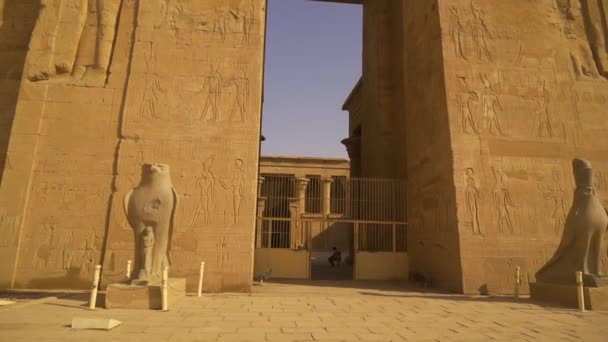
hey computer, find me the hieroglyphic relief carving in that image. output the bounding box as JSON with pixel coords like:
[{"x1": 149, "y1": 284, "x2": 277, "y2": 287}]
[
  {"x1": 0, "y1": 212, "x2": 21, "y2": 247},
  {"x1": 241, "y1": 0, "x2": 256, "y2": 44},
  {"x1": 457, "y1": 76, "x2": 480, "y2": 135},
  {"x1": 200, "y1": 65, "x2": 223, "y2": 122},
  {"x1": 448, "y1": 1, "x2": 494, "y2": 62},
  {"x1": 28, "y1": 0, "x2": 121, "y2": 86},
  {"x1": 34, "y1": 219, "x2": 56, "y2": 270},
  {"x1": 156, "y1": 0, "x2": 256, "y2": 45},
  {"x1": 449, "y1": 7, "x2": 468, "y2": 60},
  {"x1": 198, "y1": 62, "x2": 250, "y2": 123},
  {"x1": 191, "y1": 155, "x2": 217, "y2": 227},
  {"x1": 556, "y1": 0, "x2": 608, "y2": 79},
  {"x1": 220, "y1": 158, "x2": 245, "y2": 227},
  {"x1": 212, "y1": 0, "x2": 256, "y2": 43},
  {"x1": 470, "y1": 1, "x2": 493, "y2": 62},
  {"x1": 34, "y1": 181, "x2": 105, "y2": 213},
  {"x1": 33, "y1": 223, "x2": 97, "y2": 275},
  {"x1": 492, "y1": 168, "x2": 517, "y2": 235},
  {"x1": 160, "y1": 0, "x2": 184, "y2": 30},
  {"x1": 536, "y1": 82, "x2": 555, "y2": 138},
  {"x1": 480, "y1": 75, "x2": 506, "y2": 136},
  {"x1": 140, "y1": 48, "x2": 167, "y2": 120},
  {"x1": 540, "y1": 170, "x2": 568, "y2": 236},
  {"x1": 80, "y1": 229, "x2": 97, "y2": 274},
  {"x1": 596, "y1": 170, "x2": 608, "y2": 191},
  {"x1": 227, "y1": 62, "x2": 250, "y2": 122},
  {"x1": 465, "y1": 168, "x2": 485, "y2": 237}
]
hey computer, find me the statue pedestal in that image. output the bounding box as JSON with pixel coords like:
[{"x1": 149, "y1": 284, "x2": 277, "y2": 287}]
[
  {"x1": 105, "y1": 278, "x2": 186, "y2": 310},
  {"x1": 530, "y1": 282, "x2": 608, "y2": 310}
]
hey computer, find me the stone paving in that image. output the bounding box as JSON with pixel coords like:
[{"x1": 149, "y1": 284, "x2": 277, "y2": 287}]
[{"x1": 1, "y1": 281, "x2": 607, "y2": 342}]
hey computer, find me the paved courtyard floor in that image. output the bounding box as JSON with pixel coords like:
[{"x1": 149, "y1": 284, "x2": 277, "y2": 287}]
[{"x1": 1, "y1": 281, "x2": 607, "y2": 341}]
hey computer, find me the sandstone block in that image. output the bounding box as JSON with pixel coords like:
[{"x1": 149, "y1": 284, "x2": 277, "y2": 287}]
[{"x1": 105, "y1": 278, "x2": 186, "y2": 310}]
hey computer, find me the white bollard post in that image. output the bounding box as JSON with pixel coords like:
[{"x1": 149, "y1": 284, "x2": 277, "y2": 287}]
[
  {"x1": 197, "y1": 262, "x2": 205, "y2": 297},
  {"x1": 126, "y1": 260, "x2": 132, "y2": 279},
  {"x1": 514, "y1": 266, "x2": 521, "y2": 299},
  {"x1": 88, "y1": 265, "x2": 102, "y2": 310},
  {"x1": 161, "y1": 266, "x2": 169, "y2": 311},
  {"x1": 576, "y1": 271, "x2": 585, "y2": 312}
]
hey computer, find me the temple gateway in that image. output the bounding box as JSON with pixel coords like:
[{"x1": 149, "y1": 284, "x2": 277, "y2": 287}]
[{"x1": 0, "y1": 0, "x2": 607, "y2": 295}]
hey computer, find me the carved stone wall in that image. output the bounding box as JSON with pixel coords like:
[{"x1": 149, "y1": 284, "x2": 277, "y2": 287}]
[
  {"x1": 441, "y1": 0, "x2": 608, "y2": 294},
  {"x1": 0, "y1": 0, "x2": 41, "y2": 184},
  {"x1": 101, "y1": 0, "x2": 265, "y2": 292},
  {"x1": 0, "y1": 0, "x2": 265, "y2": 292},
  {"x1": 402, "y1": 0, "x2": 464, "y2": 293}
]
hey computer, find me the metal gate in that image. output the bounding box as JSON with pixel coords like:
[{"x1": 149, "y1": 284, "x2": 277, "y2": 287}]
[{"x1": 254, "y1": 176, "x2": 408, "y2": 281}]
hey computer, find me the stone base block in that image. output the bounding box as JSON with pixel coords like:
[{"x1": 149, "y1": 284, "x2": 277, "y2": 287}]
[
  {"x1": 530, "y1": 282, "x2": 608, "y2": 310},
  {"x1": 72, "y1": 318, "x2": 123, "y2": 330},
  {"x1": 105, "y1": 278, "x2": 186, "y2": 310}
]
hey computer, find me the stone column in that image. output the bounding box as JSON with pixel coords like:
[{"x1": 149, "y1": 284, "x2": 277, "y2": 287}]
[
  {"x1": 295, "y1": 178, "x2": 309, "y2": 214},
  {"x1": 288, "y1": 199, "x2": 300, "y2": 249},
  {"x1": 322, "y1": 178, "x2": 333, "y2": 218},
  {"x1": 257, "y1": 176, "x2": 264, "y2": 196},
  {"x1": 294, "y1": 178, "x2": 309, "y2": 248}
]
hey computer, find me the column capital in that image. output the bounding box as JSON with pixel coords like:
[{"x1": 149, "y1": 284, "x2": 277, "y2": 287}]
[{"x1": 322, "y1": 177, "x2": 334, "y2": 184}]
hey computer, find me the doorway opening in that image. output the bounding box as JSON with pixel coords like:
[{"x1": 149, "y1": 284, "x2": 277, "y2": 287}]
[{"x1": 254, "y1": 0, "x2": 407, "y2": 283}]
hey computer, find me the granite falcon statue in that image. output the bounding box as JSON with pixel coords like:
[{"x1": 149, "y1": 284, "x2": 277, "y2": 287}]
[
  {"x1": 536, "y1": 158, "x2": 608, "y2": 286},
  {"x1": 124, "y1": 163, "x2": 179, "y2": 285}
]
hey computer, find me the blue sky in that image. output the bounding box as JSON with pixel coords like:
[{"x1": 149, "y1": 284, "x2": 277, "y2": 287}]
[{"x1": 261, "y1": 0, "x2": 362, "y2": 159}]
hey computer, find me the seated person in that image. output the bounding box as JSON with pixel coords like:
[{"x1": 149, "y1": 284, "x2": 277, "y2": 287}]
[{"x1": 328, "y1": 247, "x2": 342, "y2": 267}]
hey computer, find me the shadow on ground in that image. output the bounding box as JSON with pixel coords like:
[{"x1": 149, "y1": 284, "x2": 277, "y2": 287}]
[{"x1": 264, "y1": 279, "x2": 425, "y2": 292}]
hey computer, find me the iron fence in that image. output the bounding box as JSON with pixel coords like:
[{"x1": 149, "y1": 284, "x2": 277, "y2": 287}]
[{"x1": 256, "y1": 175, "x2": 408, "y2": 251}]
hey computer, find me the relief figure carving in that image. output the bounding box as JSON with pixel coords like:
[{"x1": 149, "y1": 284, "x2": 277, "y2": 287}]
[
  {"x1": 227, "y1": 66, "x2": 250, "y2": 122},
  {"x1": 80, "y1": 230, "x2": 96, "y2": 274},
  {"x1": 242, "y1": 0, "x2": 256, "y2": 44},
  {"x1": 536, "y1": 82, "x2": 554, "y2": 138},
  {"x1": 140, "y1": 51, "x2": 167, "y2": 119},
  {"x1": 480, "y1": 75, "x2": 506, "y2": 136},
  {"x1": 449, "y1": 7, "x2": 468, "y2": 60},
  {"x1": 457, "y1": 76, "x2": 480, "y2": 135},
  {"x1": 212, "y1": 2, "x2": 255, "y2": 43},
  {"x1": 200, "y1": 67, "x2": 224, "y2": 122},
  {"x1": 470, "y1": 2, "x2": 493, "y2": 62},
  {"x1": 29, "y1": 0, "x2": 121, "y2": 86},
  {"x1": 465, "y1": 168, "x2": 485, "y2": 237},
  {"x1": 492, "y1": 168, "x2": 517, "y2": 235},
  {"x1": 160, "y1": 0, "x2": 183, "y2": 29},
  {"x1": 191, "y1": 155, "x2": 216, "y2": 227},
  {"x1": 220, "y1": 159, "x2": 245, "y2": 227},
  {"x1": 540, "y1": 170, "x2": 568, "y2": 236}
]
